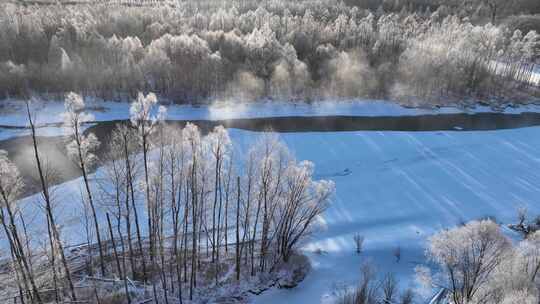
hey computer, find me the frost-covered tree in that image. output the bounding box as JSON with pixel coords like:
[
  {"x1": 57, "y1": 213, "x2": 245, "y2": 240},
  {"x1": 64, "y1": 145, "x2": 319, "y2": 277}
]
[
  {"x1": 276, "y1": 160, "x2": 335, "y2": 262},
  {"x1": 250, "y1": 133, "x2": 288, "y2": 272},
  {"x1": 62, "y1": 92, "x2": 105, "y2": 276},
  {"x1": 129, "y1": 92, "x2": 166, "y2": 300},
  {"x1": 0, "y1": 150, "x2": 42, "y2": 304},
  {"x1": 424, "y1": 220, "x2": 511, "y2": 304},
  {"x1": 416, "y1": 220, "x2": 540, "y2": 304},
  {"x1": 206, "y1": 125, "x2": 232, "y2": 276},
  {"x1": 130, "y1": 91, "x2": 166, "y2": 258},
  {"x1": 181, "y1": 122, "x2": 203, "y2": 300},
  {"x1": 0, "y1": 150, "x2": 23, "y2": 209},
  {"x1": 5, "y1": 99, "x2": 340, "y2": 302},
  {"x1": 159, "y1": 123, "x2": 187, "y2": 300},
  {"x1": 109, "y1": 124, "x2": 147, "y2": 281}
]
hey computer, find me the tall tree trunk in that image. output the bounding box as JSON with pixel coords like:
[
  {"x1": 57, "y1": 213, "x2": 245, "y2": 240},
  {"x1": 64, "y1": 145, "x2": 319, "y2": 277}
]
[
  {"x1": 250, "y1": 198, "x2": 262, "y2": 276},
  {"x1": 141, "y1": 129, "x2": 159, "y2": 304},
  {"x1": 235, "y1": 177, "x2": 241, "y2": 281},
  {"x1": 123, "y1": 134, "x2": 147, "y2": 281},
  {"x1": 46, "y1": 216, "x2": 60, "y2": 304},
  {"x1": 183, "y1": 179, "x2": 189, "y2": 285},
  {"x1": 212, "y1": 155, "x2": 219, "y2": 263},
  {"x1": 106, "y1": 213, "x2": 123, "y2": 278},
  {"x1": 75, "y1": 122, "x2": 105, "y2": 276},
  {"x1": 26, "y1": 102, "x2": 77, "y2": 302},
  {"x1": 223, "y1": 160, "x2": 232, "y2": 254},
  {"x1": 190, "y1": 161, "x2": 197, "y2": 300},
  {"x1": 115, "y1": 210, "x2": 132, "y2": 304},
  {"x1": 124, "y1": 176, "x2": 135, "y2": 278}
]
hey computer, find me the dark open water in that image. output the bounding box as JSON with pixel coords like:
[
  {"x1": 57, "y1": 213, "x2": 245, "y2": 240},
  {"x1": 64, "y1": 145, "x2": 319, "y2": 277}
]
[{"x1": 3, "y1": 111, "x2": 540, "y2": 197}]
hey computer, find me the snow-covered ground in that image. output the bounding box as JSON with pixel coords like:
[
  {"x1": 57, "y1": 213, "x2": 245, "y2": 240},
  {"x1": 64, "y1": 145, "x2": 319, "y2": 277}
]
[
  {"x1": 7, "y1": 124, "x2": 540, "y2": 303},
  {"x1": 251, "y1": 128, "x2": 540, "y2": 303},
  {"x1": 2, "y1": 98, "x2": 540, "y2": 140}
]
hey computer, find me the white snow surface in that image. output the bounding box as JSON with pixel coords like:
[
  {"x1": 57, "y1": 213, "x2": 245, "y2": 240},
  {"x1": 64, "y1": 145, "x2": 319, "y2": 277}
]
[
  {"x1": 251, "y1": 128, "x2": 540, "y2": 303},
  {"x1": 5, "y1": 125, "x2": 540, "y2": 303},
  {"x1": 2, "y1": 98, "x2": 540, "y2": 139}
]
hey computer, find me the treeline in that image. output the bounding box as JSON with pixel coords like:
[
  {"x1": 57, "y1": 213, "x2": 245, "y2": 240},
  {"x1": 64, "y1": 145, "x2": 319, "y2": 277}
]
[
  {"x1": 0, "y1": 0, "x2": 539, "y2": 105},
  {"x1": 0, "y1": 92, "x2": 334, "y2": 303},
  {"x1": 346, "y1": 0, "x2": 540, "y2": 24}
]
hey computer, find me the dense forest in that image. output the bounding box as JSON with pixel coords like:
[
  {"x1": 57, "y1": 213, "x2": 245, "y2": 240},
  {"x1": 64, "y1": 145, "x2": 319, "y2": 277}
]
[{"x1": 0, "y1": 0, "x2": 539, "y2": 105}]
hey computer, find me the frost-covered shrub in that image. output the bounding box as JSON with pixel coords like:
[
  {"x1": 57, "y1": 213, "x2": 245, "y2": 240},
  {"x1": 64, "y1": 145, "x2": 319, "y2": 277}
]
[
  {"x1": 335, "y1": 262, "x2": 414, "y2": 304},
  {"x1": 418, "y1": 220, "x2": 540, "y2": 304}
]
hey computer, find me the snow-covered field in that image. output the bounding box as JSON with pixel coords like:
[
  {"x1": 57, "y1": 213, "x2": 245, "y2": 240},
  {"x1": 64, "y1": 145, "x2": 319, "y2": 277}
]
[
  {"x1": 251, "y1": 128, "x2": 540, "y2": 303},
  {"x1": 3, "y1": 100, "x2": 540, "y2": 302},
  {"x1": 8, "y1": 125, "x2": 540, "y2": 303}
]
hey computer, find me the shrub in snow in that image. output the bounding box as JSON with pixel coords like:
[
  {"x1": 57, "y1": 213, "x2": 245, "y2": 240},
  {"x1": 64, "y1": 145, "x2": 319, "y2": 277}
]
[
  {"x1": 335, "y1": 264, "x2": 415, "y2": 304},
  {"x1": 393, "y1": 245, "x2": 401, "y2": 263},
  {"x1": 353, "y1": 234, "x2": 365, "y2": 255}
]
